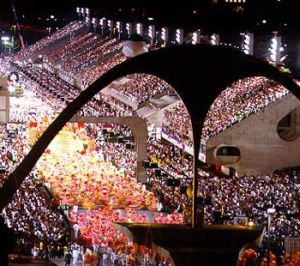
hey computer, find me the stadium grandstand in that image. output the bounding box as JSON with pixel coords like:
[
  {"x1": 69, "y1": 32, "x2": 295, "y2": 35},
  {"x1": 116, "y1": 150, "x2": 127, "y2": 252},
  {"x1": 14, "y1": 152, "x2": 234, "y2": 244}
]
[{"x1": 0, "y1": 9, "x2": 299, "y2": 266}]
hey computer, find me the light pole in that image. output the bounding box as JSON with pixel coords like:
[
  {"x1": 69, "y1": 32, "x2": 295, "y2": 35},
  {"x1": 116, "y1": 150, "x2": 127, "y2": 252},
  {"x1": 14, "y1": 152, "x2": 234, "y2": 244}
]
[
  {"x1": 267, "y1": 207, "x2": 276, "y2": 266},
  {"x1": 76, "y1": 7, "x2": 80, "y2": 20}
]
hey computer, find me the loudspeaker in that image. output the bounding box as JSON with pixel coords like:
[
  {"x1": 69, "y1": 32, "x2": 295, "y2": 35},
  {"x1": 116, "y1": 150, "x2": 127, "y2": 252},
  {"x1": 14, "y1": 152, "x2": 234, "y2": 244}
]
[
  {"x1": 204, "y1": 197, "x2": 212, "y2": 205},
  {"x1": 213, "y1": 210, "x2": 222, "y2": 224},
  {"x1": 0, "y1": 168, "x2": 6, "y2": 174},
  {"x1": 117, "y1": 137, "x2": 124, "y2": 143},
  {"x1": 127, "y1": 143, "x2": 135, "y2": 149},
  {"x1": 155, "y1": 169, "x2": 161, "y2": 176},
  {"x1": 167, "y1": 179, "x2": 173, "y2": 186},
  {"x1": 143, "y1": 161, "x2": 150, "y2": 168},
  {"x1": 174, "y1": 179, "x2": 181, "y2": 186},
  {"x1": 125, "y1": 143, "x2": 131, "y2": 149},
  {"x1": 107, "y1": 136, "x2": 116, "y2": 143},
  {"x1": 167, "y1": 179, "x2": 180, "y2": 187},
  {"x1": 162, "y1": 172, "x2": 168, "y2": 178},
  {"x1": 180, "y1": 186, "x2": 187, "y2": 194},
  {"x1": 150, "y1": 162, "x2": 158, "y2": 168}
]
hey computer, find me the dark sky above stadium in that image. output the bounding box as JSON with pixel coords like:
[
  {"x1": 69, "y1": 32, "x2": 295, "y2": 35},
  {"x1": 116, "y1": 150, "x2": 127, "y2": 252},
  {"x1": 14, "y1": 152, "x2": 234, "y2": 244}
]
[{"x1": 0, "y1": 0, "x2": 298, "y2": 33}]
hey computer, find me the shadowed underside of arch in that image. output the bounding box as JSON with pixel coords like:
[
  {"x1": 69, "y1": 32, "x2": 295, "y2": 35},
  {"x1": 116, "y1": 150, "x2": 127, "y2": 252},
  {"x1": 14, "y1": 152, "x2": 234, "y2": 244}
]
[{"x1": 0, "y1": 44, "x2": 300, "y2": 221}]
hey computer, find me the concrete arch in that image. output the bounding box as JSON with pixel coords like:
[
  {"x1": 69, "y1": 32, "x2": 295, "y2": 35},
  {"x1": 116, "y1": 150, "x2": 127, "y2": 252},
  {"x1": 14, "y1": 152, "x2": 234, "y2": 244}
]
[{"x1": 1, "y1": 44, "x2": 300, "y2": 218}]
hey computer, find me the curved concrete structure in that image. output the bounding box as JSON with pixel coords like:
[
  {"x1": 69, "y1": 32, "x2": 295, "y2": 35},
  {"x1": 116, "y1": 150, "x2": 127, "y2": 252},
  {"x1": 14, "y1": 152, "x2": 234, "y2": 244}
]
[
  {"x1": 1, "y1": 44, "x2": 299, "y2": 217},
  {"x1": 1, "y1": 44, "x2": 300, "y2": 266},
  {"x1": 114, "y1": 223, "x2": 264, "y2": 266}
]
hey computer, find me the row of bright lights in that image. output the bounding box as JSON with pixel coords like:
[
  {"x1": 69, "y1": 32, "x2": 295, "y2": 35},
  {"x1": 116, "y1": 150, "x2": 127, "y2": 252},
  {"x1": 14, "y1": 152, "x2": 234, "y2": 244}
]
[
  {"x1": 136, "y1": 23, "x2": 143, "y2": 35},
  {"x1": 78, "y1": 14, "x2": 287, "y2": 64},
  {"x1": 85, "y1": 17, "x2": 220, "y2": 47},
  {"x1": 269, "y1": 36, "x2": 284, "y2": 63},
  {"x1": 192, "y1": 30, "x2": 201, "y2": 45},
  {"x1": 242, "y1": 33, "x2": 254, "y2": 55},
  {"x1": 161, "y1": 27, "x2": 168, "y2": 41},
  {"x1": 76, "y1": 7, "x2": 90, "y2": 15}
]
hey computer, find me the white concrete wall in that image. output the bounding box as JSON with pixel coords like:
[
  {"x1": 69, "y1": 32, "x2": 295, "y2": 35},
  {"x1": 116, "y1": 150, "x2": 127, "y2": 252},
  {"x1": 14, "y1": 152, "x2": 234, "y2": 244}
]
[{"x1": 206, "y1": 93, "x2": 300, "y2": 175}]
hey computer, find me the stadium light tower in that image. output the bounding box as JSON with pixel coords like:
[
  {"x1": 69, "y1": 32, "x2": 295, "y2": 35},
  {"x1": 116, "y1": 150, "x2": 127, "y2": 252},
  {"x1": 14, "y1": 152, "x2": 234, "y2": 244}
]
[
  {"x1": 136, "y1": 23, "x2": 143, "y2": 36},
  {"x1": 210, "y1": 33, "x2": 220, "y2": 46},
  {"x1": 242, "y1": 32, "x2": 254, "y2": 55},
  {"x1": 148, "y1": 25, "x2": 155, "y2": 45},
  {"x1": 85, "y1": 8, "x2": 91, "y2": 19},
  {"x1": 81, "y1": 8, "x2": 85, "y2": 19},
  {"x1": 107, "y1": 20, "x2": 113, "y2": 37},
  {"x1": 91, "y1": 18, "x2": 98, "y2": 32},
  {"x1": 85, "y1": 16, "x2": 90, "y2": 25},
  {"x1": 175, "y1": 28, "x2": 184, "y2": 44},
  {"x1": 126, "y1": 23, "x2": 132, "y2": 38},
  {"x1": 269, "y1": 35, "x2": 282, "y2": 65},
  {"x1": 161, "y1": 27, "x2": 169, "y2": 46},
  {"x1": 116, "y1": 21, "x2": 122, "y2": 39},
  {"x1": 76, "y1": 7, "x2": 81, "y2": 20},
  {"x1": 99, "y1": 18, "x2": 106, "y2": 35},
  {"x1": 192, "y1": 30, "x2": 201, "y2": 45}
]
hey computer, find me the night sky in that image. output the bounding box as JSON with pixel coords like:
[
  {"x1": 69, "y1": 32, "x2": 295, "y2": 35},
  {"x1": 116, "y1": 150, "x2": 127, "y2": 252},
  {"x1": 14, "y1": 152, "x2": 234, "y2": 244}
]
[
  {"x1": 0, "y1": 0, "x2": 298, "y2": 32},
  {"x1": 1, "y1": 0, "x2": 299, "y2": 77}
]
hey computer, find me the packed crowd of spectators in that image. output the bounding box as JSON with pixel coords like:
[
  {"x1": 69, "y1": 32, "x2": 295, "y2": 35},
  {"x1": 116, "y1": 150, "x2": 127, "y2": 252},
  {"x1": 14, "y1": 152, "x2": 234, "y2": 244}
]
[
  {"x1": 162, "y1": 77, "x2": 289, "y2": 148},
  {"x1": 41, "y1": 32, "x2": 125, "y2": 90},
  {"x1": 0, "y1": 122, "x2": 70, "y2": 244},
  {"x1": 9, "y1": 62, "x2": 126, "y2": 118},
  {"x1": 162, "y1": 102, "x2": 193, "y2": 148},
  {"x1": 44, "y1": 32, "x2": 99, "y2": 65},
  {"x1": 59, "y1": 38, "x2": 124, "y2": 75},
  {"x1": 110, "y1": 74, "x2": 171, "y2": 105},
  {"x1": 147, "y1": 139, "x2": 194, "y2": 179},
  {"x1": 202, "y1": 77, "x2": 288, "y2": 140},
  {"x1": 0, "y1": 22, "x2": 299, "y2": 265},
  {"x1": 199, "y1": 171, "x2": 299, "y2": 227},
  {"x1": 78, "y1": 53, "x2": 126, "y2": 89},
  {"x1": 20, "y1": 65, "x2": 77, "y2": 104},
  {"x1": 3, "y1": 175, "x2": 69, "y2": 242},
  {"x1": 12, "y1": 21, "x2": 86, "y2": 62},
  {"x1": 147, "y1": 137, "x2": 299, "y2": 231}
]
